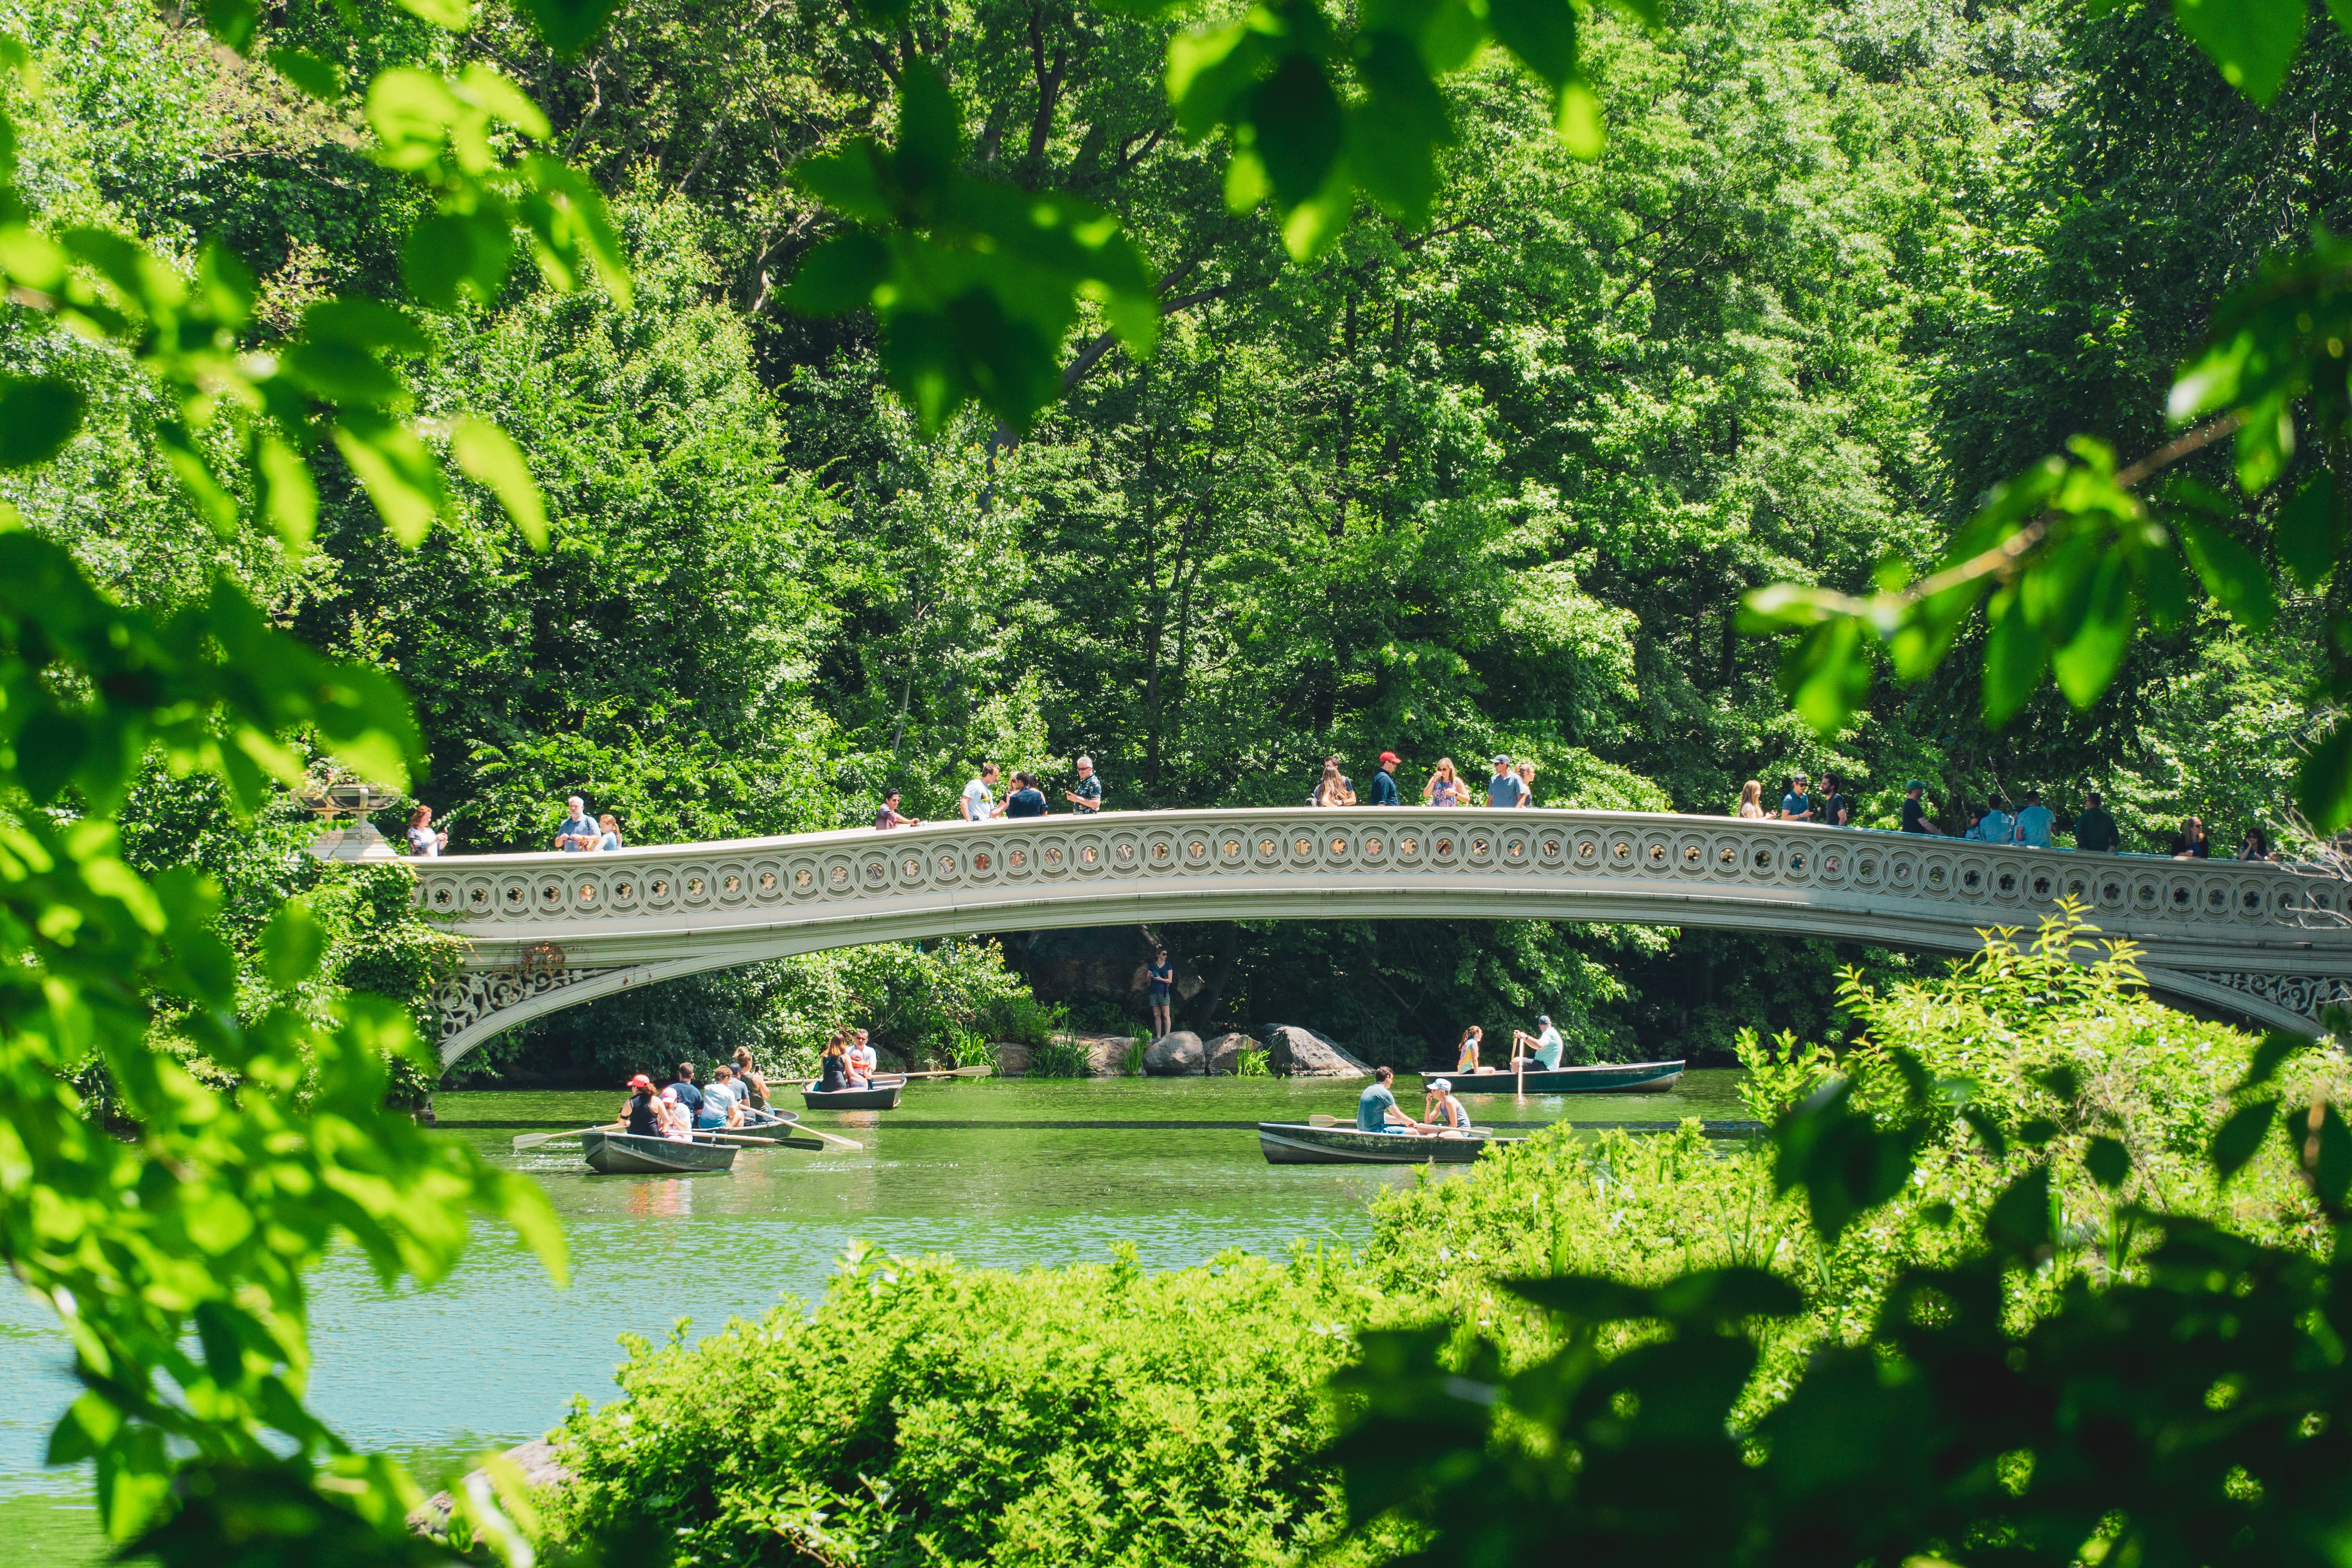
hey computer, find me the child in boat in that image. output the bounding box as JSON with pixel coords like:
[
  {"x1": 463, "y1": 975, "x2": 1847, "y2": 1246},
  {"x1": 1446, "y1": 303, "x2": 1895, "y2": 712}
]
[
  {"x1": 848, "y1": 1029, "x2": 878, "y2": 1086},
  {"x1": 1424, "y1": 1078, "x2": 1473, "y2": 1131}
]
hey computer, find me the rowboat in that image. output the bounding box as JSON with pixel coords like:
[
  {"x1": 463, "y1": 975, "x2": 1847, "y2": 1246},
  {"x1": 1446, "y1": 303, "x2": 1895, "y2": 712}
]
[
  {"x1": 800, "y1": 1077, "x2": 905, "y2": 1111},
  {"x1": 1421, "y1": 1060, "x2": 1686, "y2": 1094},
  {"x1": 1258, "y1": 1122, "x2": 1519, "y2": 1165},
  {"x1": 581, "y1": 1130, "x2": 739, "y2": 1174}
]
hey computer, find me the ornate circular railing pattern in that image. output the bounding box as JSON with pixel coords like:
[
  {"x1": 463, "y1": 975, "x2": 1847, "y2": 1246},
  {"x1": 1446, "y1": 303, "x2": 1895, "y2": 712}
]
[{"x1": 408, "y1": 809, "x2": 2352, "y2": 1062}]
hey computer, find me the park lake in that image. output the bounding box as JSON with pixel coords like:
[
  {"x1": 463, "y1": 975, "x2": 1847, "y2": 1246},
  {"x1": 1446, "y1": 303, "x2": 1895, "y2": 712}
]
[{"x1": 0, "y1": 1070, "x2": 1747, "y2": 1563}]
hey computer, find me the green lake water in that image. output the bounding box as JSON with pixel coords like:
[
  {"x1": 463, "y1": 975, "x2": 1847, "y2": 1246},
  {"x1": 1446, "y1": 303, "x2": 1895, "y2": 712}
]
[{"x1": 0, "y1": 1070, "x2": 1749, "y2": 1564}]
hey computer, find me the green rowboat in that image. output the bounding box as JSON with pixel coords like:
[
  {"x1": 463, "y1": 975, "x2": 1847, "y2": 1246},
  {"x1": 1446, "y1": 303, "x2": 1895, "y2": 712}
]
[
  {"x1": 1419, "y1": 1060, "x2": 1685, "y2": 1094},
  {"x1": 1258, "y1": 1122, "x2": 1517, "y2": 1165}
]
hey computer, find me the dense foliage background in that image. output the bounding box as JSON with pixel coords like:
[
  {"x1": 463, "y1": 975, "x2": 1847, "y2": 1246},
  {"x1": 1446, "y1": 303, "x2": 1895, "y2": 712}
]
[{"x1": 4, "y1": 0, "x2": 2334, "y2": 1068}]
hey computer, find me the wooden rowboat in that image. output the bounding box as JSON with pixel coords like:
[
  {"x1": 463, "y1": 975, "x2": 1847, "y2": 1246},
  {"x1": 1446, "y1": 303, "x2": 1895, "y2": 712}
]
[
  {"x1": 581, "y1": 1130, "x2": 738, "y2": 1174},
  {"x1": 800, "y1": 1077, "x2": 905, "y2": 1111},
  {"x1": 1258, "y1": 1122, "x2": 1518, "y2": 1165},
  {"x1": 1420, "y1": 1060, "x2": 1686, "y2": 1094}
]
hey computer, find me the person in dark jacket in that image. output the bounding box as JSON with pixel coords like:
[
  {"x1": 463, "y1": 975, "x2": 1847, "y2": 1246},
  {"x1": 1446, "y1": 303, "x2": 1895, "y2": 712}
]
[
  {"x1": 2169, "y1": 816, "x2": 2211, "y2": 859},
  {"x1": 1367, "y1": 751, "x2": 1402, "y2": 805},
  {"x1": 2073, "y1": 791, "x2": 2120, "y2": 853}
]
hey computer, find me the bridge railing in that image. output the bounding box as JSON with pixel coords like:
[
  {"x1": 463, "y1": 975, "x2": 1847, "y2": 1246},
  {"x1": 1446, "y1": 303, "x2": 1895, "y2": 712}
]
[{"x1": 409, "y1": 807, "x2": 2352, "y2": 938}]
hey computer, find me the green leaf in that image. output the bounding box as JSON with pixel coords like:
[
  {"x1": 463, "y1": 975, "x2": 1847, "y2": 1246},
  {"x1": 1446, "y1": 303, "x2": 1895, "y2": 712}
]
[
  {"x1": 279, "y1": 340, "x2": 405, "y2": 407},
  {"x1": 332, "y1": 412, "x2": 446, "y2": 546},
  {"x1": 203, "y1": 0, "x2": 259, "y2": 52},
  {"x1": 450, "y1": 416, "x2": 548, "y2": 549},
  {"x1": 1251, "y1": 55, "x2": 1345, "y2": 208},
  {"x1": 2174, "y1": 514, "x2": 2278, "y2": 633},
  {"x1": 1488, "y1": 0, "x2": 1579, "y2": 89},
  {"x1": 401, "y1": 209, "x2": 514, "y2": 311},
  {"x1": 2083, "y1": 1135, "x2": 2131, "y2": 1190},
  {"x1": 517, "y1": 157, "x2": 632, "y2": 307},
  {"x1": 1778, "y1": 615, "x2": 1874, "y2": 737},
  {"x1": 0, "y1": 376, "x2": 83, "y2": 466},
  {"x1": 262, "y1": 901, "x2": 327, "y2": 987},
  {"x1": 893, "y1": 60, "x2": 964, "y2": 196},
  {"x1": 2211, "y1": 1098, "x2": 2279, "y2": 1180},
  {"x1": 2174, "y1": 0, "x2": 2306, "y2": 105},
  {"x1": 265, "y1": 48, "x2": 343, "y2": 100},
  {"x1": 394, "y1": 0, "x2": 471, "y2": 26},
  {"x1": 2238, "y1": 1031, "x2": 2308, "y2": 1093},
  {"x1": 254, "y1": 434, "x2": 318, "y2": 548},
  {"x1": 2294, "y1": 715, "x2": 2352, "y2": 833},
  {"x1": 457, "y1": 64, "x2": 551, "y2": 139},
  {"x1": 1555, "y1": 78, "x2": 1603, "y2": 159},
  {"x1": 1984, "y1": 1166, "x2": 2053, "y2": 1258},
  {"x1": 366, "y1": 69, "x2": 463, "y2": 171},
  {"x1": 2049, "y1": 552, "x2": 2132, "y2": 708},
  {"x1": 303, "y1": 297, "x2": 431, "y2": 354},
  {"x1": 2274, "y1": 472, "x2": 2340, "y2": 590},
  {"x1": 1959, "y1": 1106, "x2": 2007, "y2": 1160},
  {"x1": 781, "y1": 232, "x2": 891, "y2": 315},
  {"x1": 1980, "y1": 592, "x2": 2048, "y2": 727},
  {"x1": 514, "y1": 0, "x2": 620, "y2": 55}
]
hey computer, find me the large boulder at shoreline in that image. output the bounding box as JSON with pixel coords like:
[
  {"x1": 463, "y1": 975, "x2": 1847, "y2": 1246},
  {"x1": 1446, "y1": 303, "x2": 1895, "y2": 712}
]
[
  {"x1": 1143, "y1": 1030, "x2": 1207, "y2": 1075},
  {"x1": 1205, "y1": 1032, "x2": 1251, "y2": 1074},
  {"x1": 410, "y1": 1437, "x2": 570, "y2": 1539},
  {"x1": 991, "y1": 1042, "x2": 1032, "y2": 1075},
  {"x1": 1265, "y1": 1025, "x2": 1371, "y2": 1078}
]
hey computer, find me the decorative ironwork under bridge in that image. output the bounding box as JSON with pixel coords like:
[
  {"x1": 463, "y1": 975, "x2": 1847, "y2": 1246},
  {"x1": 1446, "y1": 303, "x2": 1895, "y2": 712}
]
[{"x1": 412, "y1": 809, "x2": 2352, "y2": 1067}]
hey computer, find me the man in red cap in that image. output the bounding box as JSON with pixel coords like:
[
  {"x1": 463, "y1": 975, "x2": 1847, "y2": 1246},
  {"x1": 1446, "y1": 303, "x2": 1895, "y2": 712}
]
[{"x1": 1367, "y1": 750, "x2": 1402, "y2": 806}]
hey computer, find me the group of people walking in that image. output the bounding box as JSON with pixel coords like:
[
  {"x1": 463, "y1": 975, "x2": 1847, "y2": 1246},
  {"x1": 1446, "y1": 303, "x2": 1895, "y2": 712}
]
[{"x1": 1311, "y1": 752, "x2": 1541, "y2": 808}]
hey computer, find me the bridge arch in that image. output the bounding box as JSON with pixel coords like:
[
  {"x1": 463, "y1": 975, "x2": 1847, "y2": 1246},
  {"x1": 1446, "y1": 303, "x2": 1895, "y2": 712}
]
[{"x1": 413, "y1": 809, "x2": 2352, "y2": 1068}]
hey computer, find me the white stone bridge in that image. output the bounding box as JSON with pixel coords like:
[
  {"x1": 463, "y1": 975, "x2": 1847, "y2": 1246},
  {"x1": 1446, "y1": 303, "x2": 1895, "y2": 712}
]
[{"x1": 411, "y1": 808, "x2": 2352, "y2": 1067}]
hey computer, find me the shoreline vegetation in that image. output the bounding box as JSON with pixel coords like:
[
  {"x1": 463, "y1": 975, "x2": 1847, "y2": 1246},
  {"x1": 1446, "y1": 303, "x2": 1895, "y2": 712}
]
[{"x1": 489, "y1": 913, "x2": 2347, "y2": 1566}]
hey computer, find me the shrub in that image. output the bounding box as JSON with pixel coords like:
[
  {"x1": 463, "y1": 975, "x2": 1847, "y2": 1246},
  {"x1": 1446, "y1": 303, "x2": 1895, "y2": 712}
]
[
  {"x1": 543, "y1": 1243, "x2": 1421, "y2": 1568},
  {"x1": 1025, "y1": 1034, "x2": 1093, "y2": 1078},
  {"x1": 1234, "y1": 1042, "x2": 1272, "y2": 1077}
]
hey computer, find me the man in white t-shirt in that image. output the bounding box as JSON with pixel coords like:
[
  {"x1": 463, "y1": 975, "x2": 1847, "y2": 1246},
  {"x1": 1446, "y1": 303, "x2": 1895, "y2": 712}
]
[{"x1": 961, "y1": 762, "x2": 1000, "y2": 822}]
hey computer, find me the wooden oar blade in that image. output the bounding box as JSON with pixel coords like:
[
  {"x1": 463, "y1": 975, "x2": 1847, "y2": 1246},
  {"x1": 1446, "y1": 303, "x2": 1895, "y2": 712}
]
[{"x1": 1307, "y1": 1114, "x2": 1343, "y2": 1127}]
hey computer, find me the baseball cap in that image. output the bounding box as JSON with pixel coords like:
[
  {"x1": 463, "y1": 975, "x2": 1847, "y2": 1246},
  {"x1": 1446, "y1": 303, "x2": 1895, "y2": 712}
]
[
  {"x1": 1537, "y1": 1014, "x2": 1552, "y2": 1027},
  {"x1": 1379, "y1": 750, "x2": 1399, "y2": 764},
  {"x1": 1430, "y1": 1078, "x2": 1452, "y2": 1093},
  {"x1": 1493, "y1": 753, "x2": 1511, "y2": 765},
  {"x1": 626, "y1": 1073, "x2": 653, "y2": 1091},
  {"x1": 1907, "y1": 779, "x2": 1928, "y2": 790}
]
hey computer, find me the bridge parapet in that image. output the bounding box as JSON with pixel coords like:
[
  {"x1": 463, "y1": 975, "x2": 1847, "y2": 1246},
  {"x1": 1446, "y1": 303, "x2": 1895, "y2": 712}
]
[{"x1": 408, "y1": 809, "x2": 2352, "y2": 1064}]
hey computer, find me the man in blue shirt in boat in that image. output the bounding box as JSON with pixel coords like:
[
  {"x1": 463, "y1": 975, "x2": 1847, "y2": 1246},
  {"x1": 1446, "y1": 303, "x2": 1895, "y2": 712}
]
[
  {"x1": 1356, "y1": 1067, "x2": 1436, "y2": 1134},
  {"x1": 1509, "y1": 1016, "x2": 1565, "y2": 1073}
]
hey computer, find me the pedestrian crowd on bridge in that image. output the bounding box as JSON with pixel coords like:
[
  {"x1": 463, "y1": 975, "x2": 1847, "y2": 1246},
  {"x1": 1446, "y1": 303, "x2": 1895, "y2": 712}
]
[{"x1": 401, "y1": 760, "x2": 2287, "y2": 866}]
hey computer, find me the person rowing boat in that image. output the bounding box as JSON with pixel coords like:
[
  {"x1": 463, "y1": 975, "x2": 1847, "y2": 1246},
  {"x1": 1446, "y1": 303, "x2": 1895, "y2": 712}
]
[
  {"x1": 1357, "y1": 1066, "x2": 1438, "y2": 1135},
  {"x1": 1509, "y1": 1014, "x2": 1565, "y2": 1073}
]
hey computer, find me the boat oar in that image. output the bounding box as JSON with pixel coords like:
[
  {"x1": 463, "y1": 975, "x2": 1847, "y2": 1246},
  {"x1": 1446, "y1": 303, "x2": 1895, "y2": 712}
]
[
  {"x1": 513, "y1": 1123, "x2": 617, "y2": 1152},
  {"x1": 1308, "y1": 1114, "x2": 1345, "y2": 1128},
  {"x1": 893, "y1": 1065, "x2": 995, "y2": 1079},
  {"x1": 709, "y1": 1123, "x2": 864, "y2": 1151}
]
